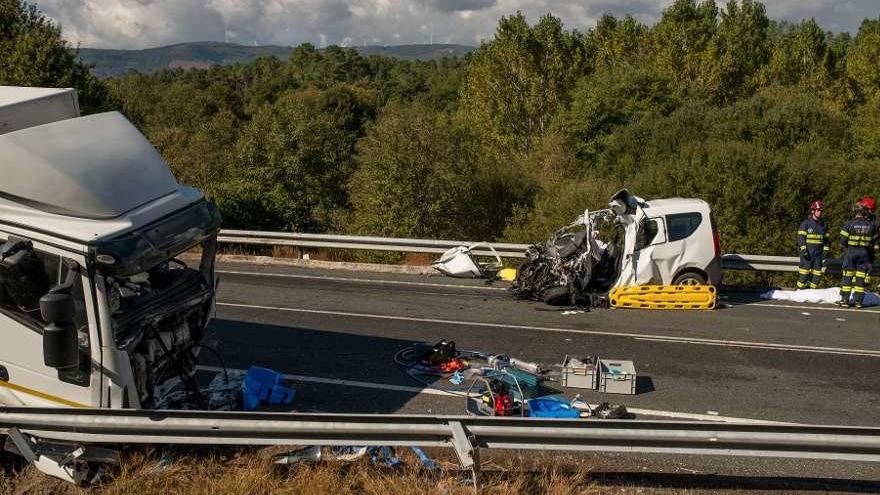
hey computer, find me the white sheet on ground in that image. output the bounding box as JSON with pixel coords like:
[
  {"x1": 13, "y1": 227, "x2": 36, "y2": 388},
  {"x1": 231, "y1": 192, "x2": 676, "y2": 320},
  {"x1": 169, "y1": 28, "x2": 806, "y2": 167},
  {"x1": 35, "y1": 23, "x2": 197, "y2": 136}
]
[{"x1": 760, "y1": 287, "x2": 880, "y2": 307}]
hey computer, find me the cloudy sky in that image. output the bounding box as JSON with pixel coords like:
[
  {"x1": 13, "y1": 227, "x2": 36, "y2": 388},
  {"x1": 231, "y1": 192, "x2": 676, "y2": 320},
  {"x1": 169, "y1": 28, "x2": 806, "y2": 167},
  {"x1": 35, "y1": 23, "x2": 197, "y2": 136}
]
[{"x1": 36, "y1": 0, "x2": 879, "y2": 50}]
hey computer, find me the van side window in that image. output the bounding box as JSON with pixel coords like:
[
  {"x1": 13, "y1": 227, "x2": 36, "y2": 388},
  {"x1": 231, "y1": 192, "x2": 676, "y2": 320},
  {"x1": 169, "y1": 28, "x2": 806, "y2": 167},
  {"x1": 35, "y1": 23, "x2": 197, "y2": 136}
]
[
  {"x1": 0, "y1": 236, "x2": 90, "y2": 386},
  {"x1": 636, "y1": 219, "x2": 660, "y2": 250},
  {"x1": 666, "y1": 213, "x2": 703, "y2": 242}
]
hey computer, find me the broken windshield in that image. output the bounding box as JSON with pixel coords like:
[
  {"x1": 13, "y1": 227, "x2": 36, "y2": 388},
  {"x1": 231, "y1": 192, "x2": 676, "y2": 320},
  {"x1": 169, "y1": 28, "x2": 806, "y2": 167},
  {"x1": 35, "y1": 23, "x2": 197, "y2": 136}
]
[
  {"x1": 105, "y1": 244, "x2": 215, "y2": 350},
  {"x1": 103, "y1": 244, "x2": 216, "y2": 406}
]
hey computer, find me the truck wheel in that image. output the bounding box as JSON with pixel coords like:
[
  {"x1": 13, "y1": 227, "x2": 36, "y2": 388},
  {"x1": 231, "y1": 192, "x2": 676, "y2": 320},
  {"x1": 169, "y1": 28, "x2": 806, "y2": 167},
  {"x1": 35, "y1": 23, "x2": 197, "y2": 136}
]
[{"x1": 673, "y1": 272, "x2": 707, "y2": 286}]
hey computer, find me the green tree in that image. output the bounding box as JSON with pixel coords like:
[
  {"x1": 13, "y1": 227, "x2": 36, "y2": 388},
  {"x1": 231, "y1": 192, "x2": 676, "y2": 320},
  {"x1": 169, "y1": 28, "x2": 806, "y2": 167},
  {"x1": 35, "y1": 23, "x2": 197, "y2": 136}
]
[
  {"x1": 586, "y1": 14, "x2": 648, "y2": 72},
  {"x1": 226, "y1": 86, "x2": 376, "y2": 230},
  {"x1": 459, "y1": 12, "x2": 587, "y2": 154},
  {"x1": 709, "y1": 0, "x2": 771, "y2": 100},
  {"x1": 649, "y1": 0, "x2": 718, "y2": 93},
  {"x1": 851, "y1": 94, "x2": 880, "y2": 159},
  {"x1": 561, "y1": 67, "x2": 678, "y2": 166},
  {"x1": 764, "y1": 20, "x2": 829, "y2": 87},
  {"x1": 847, "y1": 18, "x2": 880, "y2": 99},
  {"x1": 349, "y1": 102, "x2": 481, "y2": 239},
  {"x1": 0, "y1": 0, "x2": 108, "y2": 112}
]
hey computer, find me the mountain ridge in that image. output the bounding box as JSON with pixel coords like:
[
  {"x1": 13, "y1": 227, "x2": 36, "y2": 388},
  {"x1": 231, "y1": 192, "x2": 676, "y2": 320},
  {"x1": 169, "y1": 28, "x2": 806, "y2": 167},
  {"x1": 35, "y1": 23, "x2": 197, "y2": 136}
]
[{"x1": 77, "y1": 41, "x2": 475, "y2": 77}]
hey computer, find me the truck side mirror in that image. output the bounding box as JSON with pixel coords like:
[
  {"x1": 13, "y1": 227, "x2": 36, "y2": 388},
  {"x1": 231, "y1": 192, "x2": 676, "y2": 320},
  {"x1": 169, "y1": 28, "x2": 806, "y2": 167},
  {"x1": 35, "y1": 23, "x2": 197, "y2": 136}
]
[{"x1": 40, "y1": 292, "x2": 79, "y2": 370}]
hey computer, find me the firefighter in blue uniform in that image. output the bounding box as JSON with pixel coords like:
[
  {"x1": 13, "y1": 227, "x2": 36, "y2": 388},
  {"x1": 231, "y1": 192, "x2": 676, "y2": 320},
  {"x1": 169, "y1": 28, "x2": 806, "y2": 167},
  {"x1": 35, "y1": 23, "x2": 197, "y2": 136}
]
[
  {"x1": 838, "y1": 198, "x2": 877, "y2": 308},
  {"x1": 796, "y1": 200, "x2": 830, "y2": 289}
]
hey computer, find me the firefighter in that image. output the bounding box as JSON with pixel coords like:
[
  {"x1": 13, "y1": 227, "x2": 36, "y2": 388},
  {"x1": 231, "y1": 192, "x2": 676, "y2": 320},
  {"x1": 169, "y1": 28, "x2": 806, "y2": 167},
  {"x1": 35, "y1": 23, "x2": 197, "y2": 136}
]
[
  {"x1": 838, "y1": 199, "x2": 877, "y2": 308},
  {"x1": 796, "y1": 200, "x2": 830, "y2": 289}
]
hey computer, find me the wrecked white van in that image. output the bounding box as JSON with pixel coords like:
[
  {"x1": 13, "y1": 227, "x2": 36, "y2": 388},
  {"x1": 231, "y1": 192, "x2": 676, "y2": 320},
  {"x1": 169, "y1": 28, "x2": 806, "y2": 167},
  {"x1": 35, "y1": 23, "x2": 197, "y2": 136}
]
[
  {"x1": 513, "y1": 190, "x2": 722, "y2": 305},
  {"x1": 0, "y1": 88, "x2": 220, "y2": 410}
]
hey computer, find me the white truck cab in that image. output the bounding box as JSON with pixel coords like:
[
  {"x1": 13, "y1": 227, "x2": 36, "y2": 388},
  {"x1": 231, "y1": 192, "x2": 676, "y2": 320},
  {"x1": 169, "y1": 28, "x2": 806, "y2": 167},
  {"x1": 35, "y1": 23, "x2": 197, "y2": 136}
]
[{"x1": 0, "y1": 87, "x2": 220, "y2": 410}]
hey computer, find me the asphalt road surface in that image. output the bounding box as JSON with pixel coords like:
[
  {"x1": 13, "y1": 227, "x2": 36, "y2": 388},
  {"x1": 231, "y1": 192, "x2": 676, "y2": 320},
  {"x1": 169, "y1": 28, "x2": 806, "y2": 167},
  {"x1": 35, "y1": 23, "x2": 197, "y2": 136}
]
[{"x1": 205, "y1": 261, "x2": 880, "y2": 484}]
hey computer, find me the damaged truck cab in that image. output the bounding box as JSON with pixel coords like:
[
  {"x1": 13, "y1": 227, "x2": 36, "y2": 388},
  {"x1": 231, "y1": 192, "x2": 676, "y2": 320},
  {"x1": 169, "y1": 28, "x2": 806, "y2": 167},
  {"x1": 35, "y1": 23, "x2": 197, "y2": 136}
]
[{"x1": 0, "y1": 87, "x2": 220, "y2": 409}]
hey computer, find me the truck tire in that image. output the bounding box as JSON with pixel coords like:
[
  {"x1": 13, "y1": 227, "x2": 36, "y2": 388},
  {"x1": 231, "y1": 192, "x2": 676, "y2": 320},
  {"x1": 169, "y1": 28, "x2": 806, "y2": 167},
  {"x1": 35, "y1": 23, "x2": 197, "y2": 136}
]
[{"x1": 672, "y1": 271, "x2": 707, "y2": 286}]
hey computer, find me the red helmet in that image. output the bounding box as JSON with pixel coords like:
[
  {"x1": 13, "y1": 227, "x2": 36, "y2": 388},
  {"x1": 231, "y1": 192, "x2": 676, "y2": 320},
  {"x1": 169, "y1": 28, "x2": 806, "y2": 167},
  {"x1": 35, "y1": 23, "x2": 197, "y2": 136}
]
[
  {"x1": 859, "y1": 196, "x2": 876, "y2": 213},
  {"x1": 809, "y1": 200, "x2": 824, "y2": 211}
]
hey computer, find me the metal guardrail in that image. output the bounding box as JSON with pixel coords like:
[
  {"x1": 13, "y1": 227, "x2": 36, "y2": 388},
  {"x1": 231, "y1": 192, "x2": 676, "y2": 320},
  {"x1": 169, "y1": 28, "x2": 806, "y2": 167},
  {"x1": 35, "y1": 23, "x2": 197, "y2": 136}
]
[
  {"x1": 218, "y1": 230, "x2": 803, "y2": 272},
  {"x1": 218, "y1": 230, "x2": 530, "y2": 258},
  {"x1": 3, "y1": 407, "x2": 880, "y2": 466}
]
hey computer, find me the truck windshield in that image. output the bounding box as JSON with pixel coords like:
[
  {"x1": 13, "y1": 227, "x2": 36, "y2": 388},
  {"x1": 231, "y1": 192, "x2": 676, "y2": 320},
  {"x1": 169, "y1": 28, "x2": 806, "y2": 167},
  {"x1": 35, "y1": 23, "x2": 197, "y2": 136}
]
[
  {"x1": 92, "y1": 200, "x2": 219, "y2": 406},
  {"x1": 105, "y1": 243, "x2": 215, "y2": 350}
]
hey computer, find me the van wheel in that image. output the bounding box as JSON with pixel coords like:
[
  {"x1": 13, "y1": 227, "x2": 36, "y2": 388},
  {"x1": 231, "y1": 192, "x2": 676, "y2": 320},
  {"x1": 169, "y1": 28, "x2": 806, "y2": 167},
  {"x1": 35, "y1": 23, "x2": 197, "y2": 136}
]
[
  {"x1": 673, "y1": 272, "x2": 706, "y2": 286},
  {"x1": 542, "y1": 286, "x2": 572, "y2": 306}
]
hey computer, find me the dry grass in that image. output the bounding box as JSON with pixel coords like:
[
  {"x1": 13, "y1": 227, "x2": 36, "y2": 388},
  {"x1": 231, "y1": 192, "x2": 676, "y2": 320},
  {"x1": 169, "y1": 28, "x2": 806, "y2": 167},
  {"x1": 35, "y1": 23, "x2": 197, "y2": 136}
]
[{"x1": 0, "y1": 448, "x2": 844, "y2": 495}]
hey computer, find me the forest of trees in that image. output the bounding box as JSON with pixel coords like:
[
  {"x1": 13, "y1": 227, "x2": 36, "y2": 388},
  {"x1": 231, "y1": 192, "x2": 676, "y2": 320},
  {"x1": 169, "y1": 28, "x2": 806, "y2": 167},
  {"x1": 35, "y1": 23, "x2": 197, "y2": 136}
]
[{"x1": 3, "y1": 0, "x2": 880, "y2": 261}]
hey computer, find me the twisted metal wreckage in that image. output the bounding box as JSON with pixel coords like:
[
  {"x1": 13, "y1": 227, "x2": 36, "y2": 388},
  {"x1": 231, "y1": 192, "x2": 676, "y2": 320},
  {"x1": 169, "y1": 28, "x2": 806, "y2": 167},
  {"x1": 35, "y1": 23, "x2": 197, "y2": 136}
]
[{"x1": 512, "y1": 190, "x2": 689, "y2": 306}]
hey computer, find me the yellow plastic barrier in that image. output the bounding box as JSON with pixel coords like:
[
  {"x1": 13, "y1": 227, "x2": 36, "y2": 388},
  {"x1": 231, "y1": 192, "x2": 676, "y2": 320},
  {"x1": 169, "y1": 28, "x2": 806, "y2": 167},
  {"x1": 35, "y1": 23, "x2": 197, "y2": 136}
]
[
  {"x1": 498, "y1": 268, "x2": 517, "y2": 281},
  {"x1": 609, "y1": 285, "x2": 716, "y2": 310}
]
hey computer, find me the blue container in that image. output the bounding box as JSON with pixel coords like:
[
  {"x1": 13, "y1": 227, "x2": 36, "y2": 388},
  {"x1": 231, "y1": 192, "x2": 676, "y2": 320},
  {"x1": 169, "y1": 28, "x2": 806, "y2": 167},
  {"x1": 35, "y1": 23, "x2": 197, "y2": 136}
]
[
  {"x1": 527, "y1": 397, "x2": 580, "y2": 418},
  {"x1": 243, "y1": 366, "x2": 294, "y2": 410}
]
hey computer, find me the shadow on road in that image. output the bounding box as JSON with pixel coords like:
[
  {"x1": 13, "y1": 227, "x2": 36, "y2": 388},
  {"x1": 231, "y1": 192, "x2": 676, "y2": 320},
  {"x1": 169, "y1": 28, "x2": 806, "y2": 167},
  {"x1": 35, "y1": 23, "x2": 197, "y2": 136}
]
[
  {"x1": 635, "y1": 376, "x2": 655, "y2": 394},
  {"x1": 206, "y1": 318, "x2": 444, "y2": 414}
]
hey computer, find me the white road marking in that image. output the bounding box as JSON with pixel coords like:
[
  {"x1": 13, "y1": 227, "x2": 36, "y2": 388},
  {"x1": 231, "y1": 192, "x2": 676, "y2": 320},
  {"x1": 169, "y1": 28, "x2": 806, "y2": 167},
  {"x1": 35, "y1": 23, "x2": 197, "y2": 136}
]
[
  {"x1": 220, "y1": 269, "x2": 880, "y2": 313},
  {"x1": 216, "y1": 302, "x2": 880, "y2": 358},
  {"x1": 196, "y1": 365, "x2": 791, "y2": 425},
  {"x1": 217, "y1": 270, "x2": 507, "y2": 291},
  {"x1": 748, "y1": 302, "x2": 880, "y2": 313}
]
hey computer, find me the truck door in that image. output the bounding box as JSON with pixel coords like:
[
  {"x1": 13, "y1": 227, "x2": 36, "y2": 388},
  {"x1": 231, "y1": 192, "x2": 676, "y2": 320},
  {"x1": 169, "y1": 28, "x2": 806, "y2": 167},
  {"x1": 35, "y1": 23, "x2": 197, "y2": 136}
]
[{"x1": 0, "y1": 235, "x2": 99, "y2": 408}]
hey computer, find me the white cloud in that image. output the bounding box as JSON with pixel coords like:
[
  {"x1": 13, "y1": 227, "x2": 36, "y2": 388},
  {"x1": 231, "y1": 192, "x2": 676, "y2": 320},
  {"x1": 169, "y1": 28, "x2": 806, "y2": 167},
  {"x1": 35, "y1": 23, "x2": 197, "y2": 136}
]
[{"x1": 32, "y1": 0, "x2": 878, "y2": 50}]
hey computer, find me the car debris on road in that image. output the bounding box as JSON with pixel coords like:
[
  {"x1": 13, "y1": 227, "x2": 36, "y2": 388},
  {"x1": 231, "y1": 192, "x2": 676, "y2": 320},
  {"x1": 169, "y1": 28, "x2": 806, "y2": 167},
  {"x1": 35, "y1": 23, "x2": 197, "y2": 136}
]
[
  {"x1": 394, "y1": 340, "x2": 641, "y2": 418},
  {"x1": 511, "y1": 190, "x2": 723, "y2": 308}
]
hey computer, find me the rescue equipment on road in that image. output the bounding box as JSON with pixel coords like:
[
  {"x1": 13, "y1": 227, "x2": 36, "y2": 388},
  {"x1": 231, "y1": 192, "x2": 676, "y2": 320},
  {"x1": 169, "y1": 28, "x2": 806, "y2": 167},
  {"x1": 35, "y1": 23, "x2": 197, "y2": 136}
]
[{"x1": 609, "y1": 285, "x2": 717, "y2": 310}]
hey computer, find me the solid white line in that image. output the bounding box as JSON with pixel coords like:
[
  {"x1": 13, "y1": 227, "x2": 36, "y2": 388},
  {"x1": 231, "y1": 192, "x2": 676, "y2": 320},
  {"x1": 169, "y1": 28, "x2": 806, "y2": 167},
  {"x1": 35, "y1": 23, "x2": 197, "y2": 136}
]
[
  {"x1": 195, "y1": 365, "x2": 790, "y2": 424},
  {"x1": 632, "y1": 337, "x2": 877, "y2": 356},
  {"x1": 216, "y1": 302, "x2": 880, "y2": 358},
  {"x1": 217, "y1": 270, "x2": 507, "y2": 291},
  {"x1": 747, "y1": 302, "x2": 880, "y2": 313},
  {"x1": 220, "y1": 269, "x2": 880, "y2": 313}
]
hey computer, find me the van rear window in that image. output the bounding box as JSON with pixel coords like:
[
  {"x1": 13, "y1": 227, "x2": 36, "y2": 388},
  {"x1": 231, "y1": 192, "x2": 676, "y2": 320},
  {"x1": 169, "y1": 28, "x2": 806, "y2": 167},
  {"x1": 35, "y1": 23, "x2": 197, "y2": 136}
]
[{"x1": 666, "y1": 212, "x2": 703, "y2": 242}]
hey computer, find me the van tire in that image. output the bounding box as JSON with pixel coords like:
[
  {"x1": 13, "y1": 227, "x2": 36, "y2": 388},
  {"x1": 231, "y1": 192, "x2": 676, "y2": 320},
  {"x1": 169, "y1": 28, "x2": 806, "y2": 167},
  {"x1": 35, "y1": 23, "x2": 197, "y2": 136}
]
[
  {"x1": 673, "y1": 271, "x2": 707, "y2": 286},
  {"x1": 542, "y1": 286, "x2": 572, "y2": 306}
]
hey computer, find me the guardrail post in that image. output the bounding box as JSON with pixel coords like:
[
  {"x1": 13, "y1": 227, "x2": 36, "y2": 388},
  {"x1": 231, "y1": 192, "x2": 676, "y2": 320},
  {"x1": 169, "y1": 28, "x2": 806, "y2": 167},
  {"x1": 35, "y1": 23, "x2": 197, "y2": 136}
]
[{"x1": 449, "y1": 420, "x2": 480, "y2": 489}]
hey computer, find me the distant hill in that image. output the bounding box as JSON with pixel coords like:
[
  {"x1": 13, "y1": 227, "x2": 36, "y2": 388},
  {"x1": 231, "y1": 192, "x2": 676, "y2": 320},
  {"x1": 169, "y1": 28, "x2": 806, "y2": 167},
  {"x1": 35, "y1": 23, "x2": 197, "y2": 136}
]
[{"x1": 77, "y1": 41, "x2": 475, "y2": 78}]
